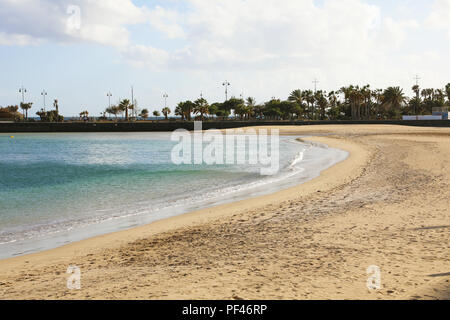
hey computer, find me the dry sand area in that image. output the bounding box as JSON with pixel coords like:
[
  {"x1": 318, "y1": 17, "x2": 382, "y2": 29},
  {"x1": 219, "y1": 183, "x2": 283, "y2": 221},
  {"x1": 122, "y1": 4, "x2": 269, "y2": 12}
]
[{"x1": 0, "y1": 124, "x2": 449, "y2": 300}]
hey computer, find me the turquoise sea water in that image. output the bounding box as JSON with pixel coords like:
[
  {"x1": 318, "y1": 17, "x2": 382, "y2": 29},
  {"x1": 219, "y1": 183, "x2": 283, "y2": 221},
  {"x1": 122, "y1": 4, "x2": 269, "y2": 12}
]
[{"x1": 0, "y1": 132, "x2": 347, "y2": 259}]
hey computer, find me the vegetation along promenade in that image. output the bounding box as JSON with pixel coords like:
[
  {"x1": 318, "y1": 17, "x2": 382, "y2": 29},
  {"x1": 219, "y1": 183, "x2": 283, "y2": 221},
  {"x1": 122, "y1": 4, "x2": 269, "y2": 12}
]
[{"x1": 1, "y1": 83, "x2": 450, "y2": 131}]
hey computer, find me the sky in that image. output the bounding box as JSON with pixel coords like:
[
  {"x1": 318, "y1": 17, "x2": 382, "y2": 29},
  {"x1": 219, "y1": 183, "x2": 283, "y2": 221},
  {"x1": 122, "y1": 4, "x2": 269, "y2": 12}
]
[{"x1": 0, "y1": 0, "x2": 449, "y2": 116}]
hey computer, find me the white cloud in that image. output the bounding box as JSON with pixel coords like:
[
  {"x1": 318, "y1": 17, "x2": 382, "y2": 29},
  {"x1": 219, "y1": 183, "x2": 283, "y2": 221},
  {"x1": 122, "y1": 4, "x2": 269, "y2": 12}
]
[
  {"x1": 0, "y1": 0, "x2": 424, "y2": 69},
  {"x1": 148, "y1": 6, "x2": 185, "y2": 39},
  {"x1": 0, "y1": 31, "x2": 42, "y2": 46},
  {"x1": 377, "y1": 18, "x2": 419, "y2": 49},
  {"x1": 426, "y1": 0, "x2": 450, "y2": 37},
  {"x1": 117, "y1": 0, "x2": 450, "y2": 103},
  {"x1": 121, "y1": 0, "x2": 420, "y2": 73},
  {"x1": 0, "y1": 0, "x2": 147, "y2": 46},
  {"x1": 121, "y1": 45, "x2": 170, "y2": 69}
]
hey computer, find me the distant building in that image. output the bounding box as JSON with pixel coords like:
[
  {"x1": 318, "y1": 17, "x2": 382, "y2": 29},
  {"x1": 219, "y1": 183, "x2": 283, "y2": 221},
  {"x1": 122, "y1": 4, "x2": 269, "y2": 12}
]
[
  {"x1": 403, "y1": 107, "x2": 449, "y2": 121},
  {"x1": 432, "y1": 107, "x2": 449, "y2": 120}
]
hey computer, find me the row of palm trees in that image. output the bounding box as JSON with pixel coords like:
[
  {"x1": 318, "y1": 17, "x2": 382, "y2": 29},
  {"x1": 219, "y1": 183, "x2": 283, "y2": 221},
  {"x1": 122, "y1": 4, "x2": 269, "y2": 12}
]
[
  {"x1": 164, "y1": 83, "x2": 449, "y2": 121},
  {"x1": 105, "y1": 99, "x2": 134, "y2": 120},
  {"x1": 5, "y1": 102, "x2": 34, "y2": 120},
  {"x1": 104, "y1": 98, "x2": 211, "y2": 121},
  {"x1": 284, "y1": 84, "x2": 450, "y2": 120},
  {"x1": 2, "y1": 99, "x2": 62, "y2": 121}
]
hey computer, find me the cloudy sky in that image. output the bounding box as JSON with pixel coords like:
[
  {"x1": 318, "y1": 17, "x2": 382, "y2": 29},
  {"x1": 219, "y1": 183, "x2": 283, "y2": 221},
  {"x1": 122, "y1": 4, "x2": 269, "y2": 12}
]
[{"x1": 0, "y1": 0, "x2": 449, "y2": 116}]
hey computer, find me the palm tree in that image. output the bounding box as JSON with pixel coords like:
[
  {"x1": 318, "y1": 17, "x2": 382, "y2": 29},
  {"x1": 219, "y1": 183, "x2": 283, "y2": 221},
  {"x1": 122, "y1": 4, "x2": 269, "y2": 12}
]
[
  {"x1": 110, "y1": 105, "x2": 120, "y2": 120},
  {"x1": 20, "y1": 102, "x2": 26, "y2": 118},
  {"x1": 193, "y1": 98, "x2": 209, "y2": 120},
  {"x1": 340, "y1": 86, "x2": 352, "y2": 118},
  {"x1": 421, "y1": 88, "x2": 434, "y2": 101},
  {"x1": 315, "y1": 91, "x2": 328, "y2": 120},
  {"x1": 408, "y1": 97, "x2": 422, "y2": 115},
  {"x1": 175, "y1": 104, "x2": 185, "y2": 121},
  {"x1": 434, "y1": 89, "x2": 446, "y2": 107},
  {"x1": 208, "y1": 103, "x2": 220, "y2": 119},
  {"x1": 326, "y1": 91, "x2": 338, "y2": 120},
  {"x1": 353, "y1": 87, "x2": 364, "y2": 120},
  {"x1": 303, "y1": 90, "x2": 315, "y2": 119},
  {"x1": 20, "y1": 102, "x2": 32, "y2": 120},
  {"x1": 341, "y1": 85, "x2": 364, "y2": 120},
  {"x1": 140, "y1": 109, "x2": 149, "y2": 119},
  {"x1": 105, "y1": 106, "x2": 114, "y2": 119},
  {"x1": 153, "y1": 110, "x2": 161, "y2": 118},
  {"x1": 288, "y1": 90, "x2": 306, "y2": 119},
  {"x1": 53, "y1": 99, "x2": 59, "y2": 115},
  {"x1": 128, "y1": 103, "x2": 135, "y2": 119},
  {"x1": 79, "y1": 110, "x2": 89, "y2": 121},
  {"x1": 234, "y1": 99, "x2": 246, "y2": 120},
  {"x1": 412, "y1": 85, "x2": 420, "y2": 100},
  {"x1": 263, "y1": 99, "x2": 282, "y2": 120},
  {"x1": 176, "y1": 101, "x2": 194, "y2": 121},
  {"x1": 360, "y1": 85, "x2": 370, "y2": 119},
  {"x1": 162, "y1": 107, "x2": 171, "y2": 120},
  {"x1": 411, "y1": 85, "x2": 421, "y2": 114},
  {"x1": 246, "y1": 97, "x2": 256, "y2": 120},
  {"x1": 372, "y1": 89, "x2": 383, "y2": 119},
  {"x1": 119, "y1": 99, "x2": 131, "y2": 121},
  {"x1": 445, "y1": 83, "x2": 450, "y2": 104},
  {"x1": 288, "y1": 90, "x2": 303, "y2": 105},
  {"x1": 381, "y1": 87, "x2": 406, "y2": 118},
  {"x1": 253, "y1": 104, "x2": 265, "y2": 120}
]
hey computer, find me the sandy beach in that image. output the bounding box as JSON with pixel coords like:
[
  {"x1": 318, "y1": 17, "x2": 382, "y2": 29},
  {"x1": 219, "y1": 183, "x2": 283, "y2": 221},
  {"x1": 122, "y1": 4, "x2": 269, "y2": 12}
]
[{"x1": 0, "y1": 124, "x2": 449, "y2": 300}]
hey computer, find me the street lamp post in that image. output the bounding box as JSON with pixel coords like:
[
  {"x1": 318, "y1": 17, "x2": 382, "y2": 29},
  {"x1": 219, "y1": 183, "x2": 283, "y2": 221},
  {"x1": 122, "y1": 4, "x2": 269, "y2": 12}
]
[
  {"x1": 313, "y1": 78, "x2": 319, "y2": 93},
  {"x1": 41, "y1": 90, "x2": 47, "y2": 111},
  {"x1": 222, "y1": 81, "x2": 230, "y2": 101},
  {"x1": 19, "y1": 85, "x2": 27, "y2": 104},
  {"x1": 19, "y1": 85, "x2": 27, "y2": 117},
  {"x1": 413, "y1": 75, "x2": 421, "y2": 115},
  {"x1": 163, "y1": 93, "x2": 168, "y2": 108},
  {"x1": 107, "y1": 92, "x2": 112, "y2": 108}
]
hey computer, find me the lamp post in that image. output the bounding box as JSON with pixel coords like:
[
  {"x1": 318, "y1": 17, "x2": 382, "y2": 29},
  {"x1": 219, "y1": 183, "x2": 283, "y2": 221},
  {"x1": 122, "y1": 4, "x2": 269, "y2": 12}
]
[
  {"x1": 41, "y1": 90, "x2": 47, "y2": 111},
  {"x1": 163, "y1": 93, "x2": 168, "y2": 108},
  {"x1": 313, "y1": 78, "x2": 320, "y2": 93},
  {"x1": 19, "y1": 86, "x2": 27, "y2": 117},
  {"x1": 413, "y1": 75, "x2": 421, "y2": 115},
  {"x1": 107, "y1": 92, "x2": 112, "y2": 108},
  {"x1": 222, "y1": 81, "x2": 230, "y2": 101},
  {"x1": 19, "y1": 85, "x2": 27, "y2": 104}
]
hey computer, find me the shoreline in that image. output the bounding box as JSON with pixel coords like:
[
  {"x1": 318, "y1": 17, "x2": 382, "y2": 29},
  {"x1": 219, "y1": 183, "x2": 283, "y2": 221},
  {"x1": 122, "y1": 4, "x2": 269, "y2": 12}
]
[
  {"x1": 1, "y1": 125, "x2": 449, "y2": 300},
  {"x1": 0, "y1": 134, "x2": 364, "y2": 265},
  {"x1": 0, "y1": 134, "x2": 346, "y2": 260}
]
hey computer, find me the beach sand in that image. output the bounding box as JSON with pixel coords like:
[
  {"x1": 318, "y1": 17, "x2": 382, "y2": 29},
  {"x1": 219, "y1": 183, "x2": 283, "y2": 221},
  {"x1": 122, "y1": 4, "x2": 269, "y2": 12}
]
[{"x1": 0, "y1": 124, "x2": 449, "y2": 300}]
